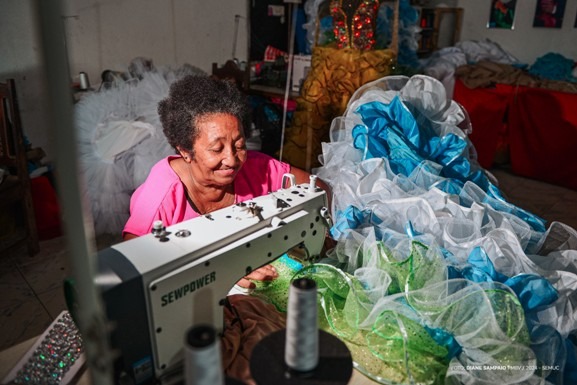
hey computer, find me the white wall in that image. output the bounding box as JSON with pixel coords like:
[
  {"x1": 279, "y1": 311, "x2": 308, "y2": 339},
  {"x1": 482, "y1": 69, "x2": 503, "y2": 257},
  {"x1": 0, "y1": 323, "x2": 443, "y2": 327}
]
[
  {"x1": 1, "y1": 0, "x2": 576, "y2": 162},
  {"x1": 0, "y1": 0, "x2": 249, "y2": 161},
  {"x1": 455, "y1": 0, "x2": 577, "y2": 64},
  {"x1": 0, "y1": 0, "x2": 51, "y2": 158},
  {"x1": 62, "y1": 0, "x2": 249, "y2": 86}
]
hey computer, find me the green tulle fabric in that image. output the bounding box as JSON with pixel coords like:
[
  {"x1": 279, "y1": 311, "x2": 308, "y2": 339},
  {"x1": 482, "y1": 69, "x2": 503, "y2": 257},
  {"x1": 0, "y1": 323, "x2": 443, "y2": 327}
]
[{"x1": 252, "y1": 241, "x2": 534, "y2": 385}]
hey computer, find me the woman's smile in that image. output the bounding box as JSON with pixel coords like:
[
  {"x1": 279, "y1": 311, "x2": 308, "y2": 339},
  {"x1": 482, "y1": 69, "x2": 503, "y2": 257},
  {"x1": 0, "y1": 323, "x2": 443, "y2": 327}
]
[{"x1": 215, "y1": 167, "x2": 237, "y2": 177}]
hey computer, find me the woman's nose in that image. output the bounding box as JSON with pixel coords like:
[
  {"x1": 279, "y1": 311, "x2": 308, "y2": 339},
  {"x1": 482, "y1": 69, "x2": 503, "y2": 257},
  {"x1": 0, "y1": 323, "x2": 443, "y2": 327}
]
[{"x1": 222, "y1": 147, "x2": 239, "y2": 166}]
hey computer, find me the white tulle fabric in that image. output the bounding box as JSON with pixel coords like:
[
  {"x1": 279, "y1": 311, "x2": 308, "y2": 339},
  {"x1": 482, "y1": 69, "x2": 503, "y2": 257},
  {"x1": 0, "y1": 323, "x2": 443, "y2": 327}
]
[
  {"x1": 314, "y1": 75, "x2": 577, "y2": 384},
  {"x1": 74, "y1": 64, "x2": 206, "y2": 236}
]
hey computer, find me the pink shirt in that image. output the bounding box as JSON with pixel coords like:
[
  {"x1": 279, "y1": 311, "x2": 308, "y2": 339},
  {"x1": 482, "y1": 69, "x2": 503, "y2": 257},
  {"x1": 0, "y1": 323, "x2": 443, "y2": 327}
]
[{"x1": 123, "y1": 151, "x2": 291, "y2": 237}]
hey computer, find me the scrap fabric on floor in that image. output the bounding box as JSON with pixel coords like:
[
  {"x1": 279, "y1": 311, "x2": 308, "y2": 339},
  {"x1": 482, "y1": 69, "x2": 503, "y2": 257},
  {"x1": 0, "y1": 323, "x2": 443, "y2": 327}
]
[{"x1": 258, "y1": 75, "x2": 577, "y2": 385}]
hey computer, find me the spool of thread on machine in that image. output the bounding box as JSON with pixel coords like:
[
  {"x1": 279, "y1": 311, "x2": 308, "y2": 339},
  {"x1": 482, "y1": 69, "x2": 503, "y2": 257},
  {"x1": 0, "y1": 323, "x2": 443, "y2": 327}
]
[
  {"x1": 285, "y1": 277, "x2": 319, "y2": 373},
  {"x1": 184, "y1": 325, "x2": 224, "y2": 385},
  {"x1": 250, "y1": 277, "x2": 353, "y2": 384},
  {"x1": 79, "y1": 72, "x2": 90, "y2": 90},
  {"x1": 184, "y1": 325, "x2": 245, "y2": 385}
]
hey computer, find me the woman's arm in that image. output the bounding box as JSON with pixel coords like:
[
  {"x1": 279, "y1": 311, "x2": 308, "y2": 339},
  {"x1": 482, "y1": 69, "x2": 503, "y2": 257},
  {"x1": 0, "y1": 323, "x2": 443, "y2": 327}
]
[{"x1": 123, "y1": 232, "x2": 138, "y2": 241}]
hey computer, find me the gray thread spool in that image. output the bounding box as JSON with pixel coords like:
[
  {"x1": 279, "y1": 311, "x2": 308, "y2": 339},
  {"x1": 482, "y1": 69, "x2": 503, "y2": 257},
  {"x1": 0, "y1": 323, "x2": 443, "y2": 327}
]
[
  {"x1": 184, "y1": 325, "x2": 224, "y2": 385},
  {"x1": 284, "y1": 277, "x2": 319, "y2": 372},
  {"x1": 79, "y1": 72, "x2": 90, "y2": 90}
]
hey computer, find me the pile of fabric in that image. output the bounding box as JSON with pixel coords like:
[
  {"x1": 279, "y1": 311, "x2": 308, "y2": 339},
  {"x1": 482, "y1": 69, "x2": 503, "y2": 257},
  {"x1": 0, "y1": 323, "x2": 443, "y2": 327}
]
[
  {"x1": 256, "y1": 75, "x2": 577, "y2": 385},
  {"x1": 421, "y1": 39, "x2": 521, "y2": 99}
]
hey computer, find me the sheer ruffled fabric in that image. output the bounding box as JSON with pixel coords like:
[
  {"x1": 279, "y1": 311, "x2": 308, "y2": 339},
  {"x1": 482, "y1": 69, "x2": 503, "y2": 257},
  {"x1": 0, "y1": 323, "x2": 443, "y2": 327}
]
[{"x1": 255, "y1": 75, "x2": 577, "y2": 384}]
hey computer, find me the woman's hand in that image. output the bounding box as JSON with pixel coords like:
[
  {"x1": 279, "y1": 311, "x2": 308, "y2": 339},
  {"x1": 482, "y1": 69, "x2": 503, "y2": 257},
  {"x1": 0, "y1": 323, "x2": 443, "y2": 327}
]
[{"x1": 236, "y1": 264, "x2": 278, "y2": 289}]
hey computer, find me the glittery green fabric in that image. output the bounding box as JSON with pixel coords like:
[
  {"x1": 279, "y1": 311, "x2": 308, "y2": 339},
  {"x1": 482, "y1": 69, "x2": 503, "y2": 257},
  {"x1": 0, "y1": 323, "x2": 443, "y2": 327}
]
[
  {"x1": 251, "y1": 254, "x2": 304, "y2": 312},
  {"x1": 292, "y1": 263, "x2": 448, "y2": 384},
  {"x1": 251, "y1": 241, "x2": 532, "y2": 385}
]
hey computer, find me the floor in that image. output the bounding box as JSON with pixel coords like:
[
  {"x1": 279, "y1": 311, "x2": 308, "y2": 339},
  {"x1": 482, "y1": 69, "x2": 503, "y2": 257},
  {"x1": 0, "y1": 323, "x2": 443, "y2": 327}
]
[{"x1": 2, "y1": 166, "x2": 577, "y2": 353}]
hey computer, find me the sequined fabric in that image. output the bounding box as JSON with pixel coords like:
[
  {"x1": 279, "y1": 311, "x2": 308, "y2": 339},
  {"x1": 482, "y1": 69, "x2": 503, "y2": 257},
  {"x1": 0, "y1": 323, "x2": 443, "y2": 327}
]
[
  {"x1": 13, "y1": 312, "x2": 83, "y2": 385},
  {"x1": 330, "y1": 0, "x2": 380, "y2": 50}
]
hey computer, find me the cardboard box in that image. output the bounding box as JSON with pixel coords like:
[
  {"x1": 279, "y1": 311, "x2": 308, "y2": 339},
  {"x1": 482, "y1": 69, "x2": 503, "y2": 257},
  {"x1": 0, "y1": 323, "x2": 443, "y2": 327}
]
[{"x1": 291, "y1": 55, "x2": 311, "y2": 93}]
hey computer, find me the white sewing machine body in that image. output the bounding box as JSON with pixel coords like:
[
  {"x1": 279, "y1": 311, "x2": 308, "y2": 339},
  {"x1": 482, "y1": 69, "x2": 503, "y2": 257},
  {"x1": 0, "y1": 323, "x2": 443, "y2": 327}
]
[{"x1": 94, "y1": 179, "x2": 330, "y2": 384}]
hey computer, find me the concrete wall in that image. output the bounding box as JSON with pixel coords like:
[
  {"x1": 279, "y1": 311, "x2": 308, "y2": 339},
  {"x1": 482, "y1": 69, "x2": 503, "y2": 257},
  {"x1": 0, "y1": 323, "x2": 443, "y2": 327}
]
[{"x1": 62, "y1": 0, "x2": 249, "y2": 86}]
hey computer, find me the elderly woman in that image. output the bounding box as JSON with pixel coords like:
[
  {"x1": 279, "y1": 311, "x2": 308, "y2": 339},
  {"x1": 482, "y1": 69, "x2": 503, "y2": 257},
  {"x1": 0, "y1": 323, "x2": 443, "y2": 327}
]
[{"x1": 123, "y1": 75, "x2": 327, "y2": 287}]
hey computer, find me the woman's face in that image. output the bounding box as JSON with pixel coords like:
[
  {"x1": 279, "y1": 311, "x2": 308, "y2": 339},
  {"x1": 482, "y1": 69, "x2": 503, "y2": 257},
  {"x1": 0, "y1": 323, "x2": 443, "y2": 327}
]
[{"x1": 188, "y1": 113, "x2": 247, "y2": 187}]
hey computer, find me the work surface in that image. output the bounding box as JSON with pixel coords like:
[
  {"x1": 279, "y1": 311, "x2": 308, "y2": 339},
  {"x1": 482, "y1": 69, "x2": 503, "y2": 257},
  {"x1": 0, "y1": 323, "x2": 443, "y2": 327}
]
[{"x1": 0, "y1": 337, "x2": 380, "y2": 385}]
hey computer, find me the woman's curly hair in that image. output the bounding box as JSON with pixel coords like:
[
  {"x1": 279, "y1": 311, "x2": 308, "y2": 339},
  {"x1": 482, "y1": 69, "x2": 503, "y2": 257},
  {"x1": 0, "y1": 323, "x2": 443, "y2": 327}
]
[{"x1": 158, "y1": 75, "x2": 249, "y2": 157}]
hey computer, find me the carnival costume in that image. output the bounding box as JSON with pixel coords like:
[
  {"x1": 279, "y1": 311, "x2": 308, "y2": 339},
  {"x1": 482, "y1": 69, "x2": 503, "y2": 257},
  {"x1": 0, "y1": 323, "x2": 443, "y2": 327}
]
[
  {"x1": 281, "y1": 0, "x2": 396, "y2": 170},
  {"x1": 255, "y1": 75, "x2": 577, "y2": 385}
]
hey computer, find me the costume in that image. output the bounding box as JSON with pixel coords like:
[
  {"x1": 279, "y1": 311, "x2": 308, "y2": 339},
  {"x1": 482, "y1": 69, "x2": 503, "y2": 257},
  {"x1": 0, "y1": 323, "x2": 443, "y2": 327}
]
[
  {"x1": 281, "y1": 0, "x2": 396, "y2": 171},
  {"x1": 123, "y1": 150, "x2": 290, "y2": 237},
  {"x1": 256, "y1": 75, "x2": 577, "y2": 384},
  {"x1": 330, "y1": 0, "x2": 380, "y2": 50}
]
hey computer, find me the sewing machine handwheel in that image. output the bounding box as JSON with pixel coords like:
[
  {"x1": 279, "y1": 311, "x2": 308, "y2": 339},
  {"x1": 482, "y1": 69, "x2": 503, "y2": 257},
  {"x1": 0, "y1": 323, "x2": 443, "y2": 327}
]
[{"x1": 250, "y1": 329, "x2": 353, "y2": 384}]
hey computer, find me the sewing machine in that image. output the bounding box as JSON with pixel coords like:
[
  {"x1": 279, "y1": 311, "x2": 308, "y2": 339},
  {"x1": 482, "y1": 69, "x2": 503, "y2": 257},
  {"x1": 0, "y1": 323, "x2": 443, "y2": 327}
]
[{"x1": 94, "y1": 175, "x2": 331, "y2": 384}]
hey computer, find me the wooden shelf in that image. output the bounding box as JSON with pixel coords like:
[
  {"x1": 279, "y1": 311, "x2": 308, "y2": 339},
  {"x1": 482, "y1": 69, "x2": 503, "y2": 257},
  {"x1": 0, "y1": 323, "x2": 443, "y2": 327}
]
[
  {"x1": 417, "y1": 7, "x2": 463, "y2": 57},
  {"x1": 247, "y1": 84, "x2": 298, "y2": 99}
]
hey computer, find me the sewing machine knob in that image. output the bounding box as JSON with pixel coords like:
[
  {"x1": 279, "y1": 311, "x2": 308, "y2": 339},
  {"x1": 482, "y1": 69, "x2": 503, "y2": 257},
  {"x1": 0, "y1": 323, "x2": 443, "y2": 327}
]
[
  {"x1": 175, "y1": 229, "x2": 191, "y2": 238},
  {"x1": 320, "y1": 207, "x2": 333, "y2": 228},
  {"x1": 152, "y1": 220, "x2": 165, "y2": 237}
]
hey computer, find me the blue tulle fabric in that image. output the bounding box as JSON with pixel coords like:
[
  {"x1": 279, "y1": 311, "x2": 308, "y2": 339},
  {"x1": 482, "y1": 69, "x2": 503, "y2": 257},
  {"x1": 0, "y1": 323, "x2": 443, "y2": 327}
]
[{"x1": 309, "y1": 75, "x2": 577, "y2": 384}]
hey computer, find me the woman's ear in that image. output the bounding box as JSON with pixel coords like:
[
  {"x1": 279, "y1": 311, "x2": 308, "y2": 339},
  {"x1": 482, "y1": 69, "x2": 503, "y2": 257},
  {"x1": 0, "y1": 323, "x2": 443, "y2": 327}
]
[{"x1": 177, "y1": 147, "x2": 192, "y2": 162}]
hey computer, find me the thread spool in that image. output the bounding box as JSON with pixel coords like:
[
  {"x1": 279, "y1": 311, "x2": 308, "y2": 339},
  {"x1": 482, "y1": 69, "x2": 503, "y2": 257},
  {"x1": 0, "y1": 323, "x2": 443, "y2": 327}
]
[
  {"x1": 250, "y1": 278, "x2": 353, "y2": 384},
  {"x1": 79, "y1": 72, "x2": 90, "y2": 90},
  {"x1": 285, "y1": 278, "x2": 319, "y2": 372},
  {"x1": 184, "y1": 325, "x2": 224, "y2": 385}
]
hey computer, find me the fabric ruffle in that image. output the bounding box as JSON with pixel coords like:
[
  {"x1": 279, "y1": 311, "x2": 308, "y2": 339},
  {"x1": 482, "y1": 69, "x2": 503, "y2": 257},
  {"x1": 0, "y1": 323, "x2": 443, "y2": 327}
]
[{"x1": 257, "y1": 75, "x2": 577, "y2": 384}]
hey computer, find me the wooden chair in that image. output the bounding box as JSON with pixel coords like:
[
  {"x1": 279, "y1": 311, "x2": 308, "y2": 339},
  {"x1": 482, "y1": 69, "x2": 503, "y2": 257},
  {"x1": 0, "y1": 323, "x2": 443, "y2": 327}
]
[{"x1": 0, "y1": 79, "x2": 39, "y2": 257}]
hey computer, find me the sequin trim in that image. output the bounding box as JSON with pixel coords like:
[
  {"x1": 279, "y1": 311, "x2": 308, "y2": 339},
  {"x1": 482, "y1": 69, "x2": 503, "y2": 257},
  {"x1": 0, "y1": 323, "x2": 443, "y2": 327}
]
[{"x1": 330, "y1": 0, "x2": 380, "y2": 50}]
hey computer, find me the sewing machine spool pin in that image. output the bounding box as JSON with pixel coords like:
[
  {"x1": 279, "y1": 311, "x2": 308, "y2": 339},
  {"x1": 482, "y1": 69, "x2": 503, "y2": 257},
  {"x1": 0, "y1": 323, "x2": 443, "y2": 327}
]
[
  {"x1": 250, "y1": 278, "x2": 353, "y2": 384},
  {"x1": 309, "y1": 175, "x2": 318, "y2": 192}
]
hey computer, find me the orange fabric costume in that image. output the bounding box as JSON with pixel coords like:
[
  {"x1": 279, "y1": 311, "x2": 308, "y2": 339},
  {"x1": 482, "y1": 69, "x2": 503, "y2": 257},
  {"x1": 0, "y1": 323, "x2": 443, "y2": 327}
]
[{"x1": 281, "y1": 0, "x2": 397, "y2": 170}]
